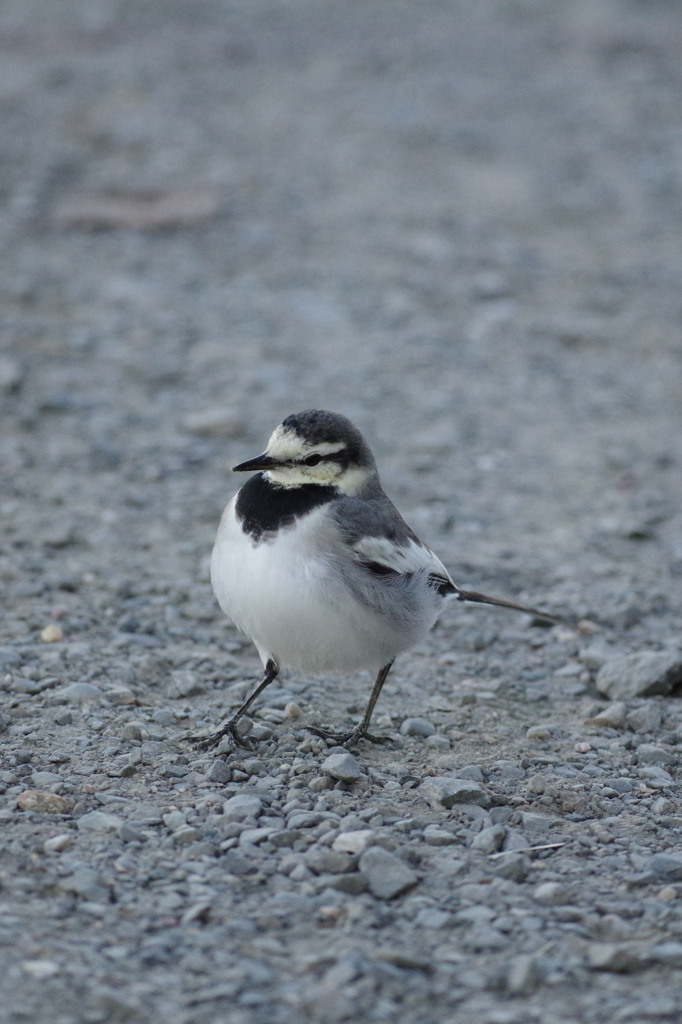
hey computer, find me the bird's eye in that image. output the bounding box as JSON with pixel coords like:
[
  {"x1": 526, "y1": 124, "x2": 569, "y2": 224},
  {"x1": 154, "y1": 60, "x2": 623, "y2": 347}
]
[{"x1": 302, "y1": 453, "x2": 323, "y2": 466}]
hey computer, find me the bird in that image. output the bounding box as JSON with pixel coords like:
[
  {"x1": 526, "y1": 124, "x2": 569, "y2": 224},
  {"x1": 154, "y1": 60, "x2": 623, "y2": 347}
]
[{"x1": 197, "y1": 409, "x2": 559, "y2": 751}]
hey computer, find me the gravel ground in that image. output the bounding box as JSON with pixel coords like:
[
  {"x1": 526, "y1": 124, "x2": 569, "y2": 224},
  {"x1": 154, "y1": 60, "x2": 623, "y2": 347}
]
[{"x1": 2, "y1": 1, "x2": 682, "y2": 1022}]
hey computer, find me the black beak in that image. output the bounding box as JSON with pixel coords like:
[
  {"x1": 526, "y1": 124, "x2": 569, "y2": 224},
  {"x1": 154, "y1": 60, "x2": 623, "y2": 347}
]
[{"x1": 232, "y1": 453, "x2": 280, "y2": 473}]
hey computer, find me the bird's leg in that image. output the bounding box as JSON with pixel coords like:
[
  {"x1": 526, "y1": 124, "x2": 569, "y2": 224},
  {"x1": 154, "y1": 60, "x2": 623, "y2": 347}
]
[
  {"x1": 193, "y1": 659, "x2": 279, "y2": 751},
  {"x1": 309, "y1": 661, "x2": 395, "y2": 746}
]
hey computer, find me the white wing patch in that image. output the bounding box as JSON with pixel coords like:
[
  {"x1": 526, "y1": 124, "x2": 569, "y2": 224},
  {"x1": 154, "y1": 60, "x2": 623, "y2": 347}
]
[{"x1": 352, "y1": 534, "x2": 454, "y2": 584}]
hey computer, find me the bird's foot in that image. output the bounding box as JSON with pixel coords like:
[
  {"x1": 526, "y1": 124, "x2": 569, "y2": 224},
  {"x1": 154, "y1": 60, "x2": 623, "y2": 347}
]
[
  {"x1": 308, "y1": 724, "x2": 395, "y2": 747},
  {"x1": 190, "y1": 718, "x2": 256, "y2": 752}
]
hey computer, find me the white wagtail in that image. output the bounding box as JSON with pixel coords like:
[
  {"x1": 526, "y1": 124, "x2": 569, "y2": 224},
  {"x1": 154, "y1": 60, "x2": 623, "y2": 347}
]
[{"x1": 198, "y1": 409, "x2": 558, "y2": 750}]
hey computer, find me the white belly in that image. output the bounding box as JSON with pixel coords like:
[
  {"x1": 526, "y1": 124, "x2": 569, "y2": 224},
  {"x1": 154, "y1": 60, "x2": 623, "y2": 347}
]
[{"x1": 210, "y1": 500, "x2": 429, "y2": 673}]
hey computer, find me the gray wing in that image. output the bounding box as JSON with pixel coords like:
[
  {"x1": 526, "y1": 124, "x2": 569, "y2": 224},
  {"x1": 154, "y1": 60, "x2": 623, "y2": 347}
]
[
  {"x1": 330, "y1": 492, "x2": 561, "y2": 623},
  {"x1": 330, "y1": 492, "x2": 456, "y2": 599}
]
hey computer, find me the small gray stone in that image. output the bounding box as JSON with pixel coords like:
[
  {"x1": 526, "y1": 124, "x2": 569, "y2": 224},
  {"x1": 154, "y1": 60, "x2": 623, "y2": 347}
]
[
  {"x1": 519, "y1": 812, "x2": 551, "y2": 834},
  {"x1": 120, "y1": 722, "x2": 145, "y2": 742},
  {"x1": 609, "y1": 777, "x2": 634, "y2": 794},
  {"x1": 471, "y1": 824, "x2": 506, "y2": 854},
  {"x1": 587, "y1": 702, "x2": 627, "y2": 728},
  {"x1": 322, "y1": 752, "x2": 366, "y2": 783},
  {"x1": 55, "y1": 682, "x2": 102, "y2": 701},
  {"x1": 648, "y1": 854, "x2": 682, "y2": 880},
  {"x1": 168, "y1": 670, "x2": 206, "y2": 698},
  {"x1": 359, "y1": 846, "x2": 418, "y2": 899},
  {"x1": 269, "y1": 829, "x2": 302, "y2": 848},
  {"x1": 206, "y1": 760, "x2": 233, "y2": 784},
  {"x1": 0, "y1": 355, "x2": 24, "y2": 392},
  {"x1": 0, "y1": 648, "x2": 22, "y2": 669},
  {"x1": 152, "y1": 708, "x2": 175, "y2": 725},
  {"x1": 533, "y1": 881, "x2": 571, "y2": 905},
  {"x1": 30, "y1": 771, "x2": 63, "y2": 787},
  {"x1": 651, "y1": 942, "x2": 682, "y2": 967},
  {"x1": 507, "y1": 954, "x2": 541, "y2": 995},
  {"x1": 287, "y1": 811, "x2": 326, "y2": 829},
  {"x1": 59, "y1": 868, "x2": 110, "y2": 902},
  {"x1": 636, "y1": 743, "x2": 676, "y2": 766},
  {"x1": 627, "y1": 704, "x2": 663, "y2": 733},
  {"x1": 596, "y1": 652, "x2": 682, "y2": 700},
  {"x1": 587, "y1": 943, "x2": 650, "y2": 972},
  {"x1": 419, "y1": 776, "x2": 490, "y2": 809},
  {"x1": 305, "y1": 849, "x2": 354, "y2": 874},
  {"x1": 454, "y1": 765, "x2": 485, "y2": 783},
  {"x1": 491, "y1": 854, "x2": 529, "y2": 882},
  {"x1": 424, "y1": 733, "x2": 451, "y2": 750},
  {"x1": 332, "y1": 829, "x2": 375, "y2": 854},
  {"x1": 77, "y1": 810, "x2": 123, "y2": 832},
  {"x1": 174, "y1": 825, "x2": 203, "y2": 844},
  {"x1": 44, "y1": 833, "x2": 73, "y2": 853},
  {"x1": 639, "y1": 766, "x2": 674, "y2": 787},
  {"x1": 223, "y1": 794, "x2": 262, "y2": 821},
  {"x1": 400, "y1": 717, "x2": 436, "y2": 737},
  {"x1": 327, "y1": 873, "x2": 367, "y2": 894},
  {"x1": 423, "y1": 824, "x2": 458, "y2": 846},
  {"x1": 414, "y1": 907, "x2": 451, "y2": 929}
]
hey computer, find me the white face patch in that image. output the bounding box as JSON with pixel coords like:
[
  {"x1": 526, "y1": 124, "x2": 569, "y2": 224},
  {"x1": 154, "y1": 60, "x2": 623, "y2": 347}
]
[
  {"x1": 260, "y1": 426, "x2": 370, "y2": 492},
  {"x1": 265, "y1": 425, "x2": 346, "y2": 462}
]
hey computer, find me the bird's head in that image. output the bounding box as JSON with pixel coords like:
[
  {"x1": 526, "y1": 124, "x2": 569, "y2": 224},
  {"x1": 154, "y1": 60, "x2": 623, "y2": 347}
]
[{"x1": 233, "y1": 409, "x2": 377, "y2": 494}]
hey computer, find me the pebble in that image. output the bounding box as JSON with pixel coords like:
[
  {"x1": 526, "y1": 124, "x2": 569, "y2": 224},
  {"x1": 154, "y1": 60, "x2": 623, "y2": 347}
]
[
  {"x1": 0, "y1": 648, "x2": 22, "y2": 669},
  {"x1": 120, "y1": 722, "x2": 145, "y2": 742},
  {"x1": 332, "y1": 829, "x2": 376, "y2": 855},
  {"x1": 77, "y1": 810, "x2": 123, "y2": 832},
  {"x1": 638, "y1": 766, "x2": 674, "y2": 787},
  {"x1": 44, "y1": 833, "x2": 73, "y2": 853},
  {"x1": 586, "y1": 702, "x2": 626, "y2": 728},
  {"x1": 454, "y1": 765, "x2": 485, "y2": 782},
  {"x1": 424, "y1": 734, "x2": 451, "y2": 750},
  {"x1": 526, "y1": 725, "x2": 552, "y2": 740},
  {"x1": 471, "y1": 825, "x2": 507, "y2": 854},
  {"x1": 305, "y1": 849, "x2": 354, "y2": 874},
  {"x1": 239, "y1": 827, "x2": 272, "y2": 846},
  {"x1": 358, "y1": 846, "x2": 418, "y2": 899},
  {"x1": 30, "y1": 771, "x2": 63, "y2": 787},
  {"x1": 627, "y1": 705, "x2": 662, "y2": 733},
  {"x1": 587, "y1": 943, "x2": 650, "y2": 973},
  {"x1": 648, "y1": 854, "x2": 682, "y2": 881},
  {"x1": 0, "y1": 355, "x2": 23, "y2": 392},
  {"x1": 651, "y1": 942, "x2": 682, "y2": 966},
  {"x1": 206, "y1": 760, "x2": 233, "y2": 783},
  {"x1": 54, "y1": 682, "x2": 102, "y2": 701},
  {"x1": 596, "y1": 652, "x2": 682, "y2": 699},
  {"x1": 59, "y1": 868, "x2": 110, "y2": 902},
  {"x1": 16, "y1": 790, "x2": 72, "y2": 814},
  {"x1": 168, "y1": 670, "x2": 206, "y2": 698},
  {"x1": 533, "y1": 881, "x2": 571, "y2": 905},
  {"x1": 321, "y1": 752, "x2": 366, "y2": 784},
  {"x1": 636, "y1": 743, "x2": 676, "y2": 766},
  {"x1": 506, "y1": 954, "x2": 541, "y2": 995},
  {"x1": 419, "y1": 776, "x2": 490, "y2": 809},
  {"x1": 423, "y1": 824, "x2": 458, "y2": 846},
  {"x1": 223, "y1": 794, "x2": 263, "y2": 821},
  {"x1": 21, "y1": 960, "x2": 60, "y2": 980},
  {"x1": 400, "y1": 717, "x2": 436, "y2": 737},
  {"x1": 41, "y1": 624, "x2": 63, "y2": 643}
]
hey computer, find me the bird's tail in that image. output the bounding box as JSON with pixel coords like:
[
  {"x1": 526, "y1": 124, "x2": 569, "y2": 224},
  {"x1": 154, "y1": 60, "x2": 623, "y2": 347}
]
[{"x1": 455, "y1": 587, "x2": 562, "y2": 624}]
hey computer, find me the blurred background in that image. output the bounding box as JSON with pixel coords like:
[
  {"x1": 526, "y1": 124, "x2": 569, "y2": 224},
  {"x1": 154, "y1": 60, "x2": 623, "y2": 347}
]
[{"x1": 1, "y1": 0, "x2": 682, "y2": 637}]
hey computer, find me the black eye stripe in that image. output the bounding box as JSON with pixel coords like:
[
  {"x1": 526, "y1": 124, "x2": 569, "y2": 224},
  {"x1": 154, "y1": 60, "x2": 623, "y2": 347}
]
[{"x1": 299, "y1": 451, "x2": 343, "y2": 466}]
